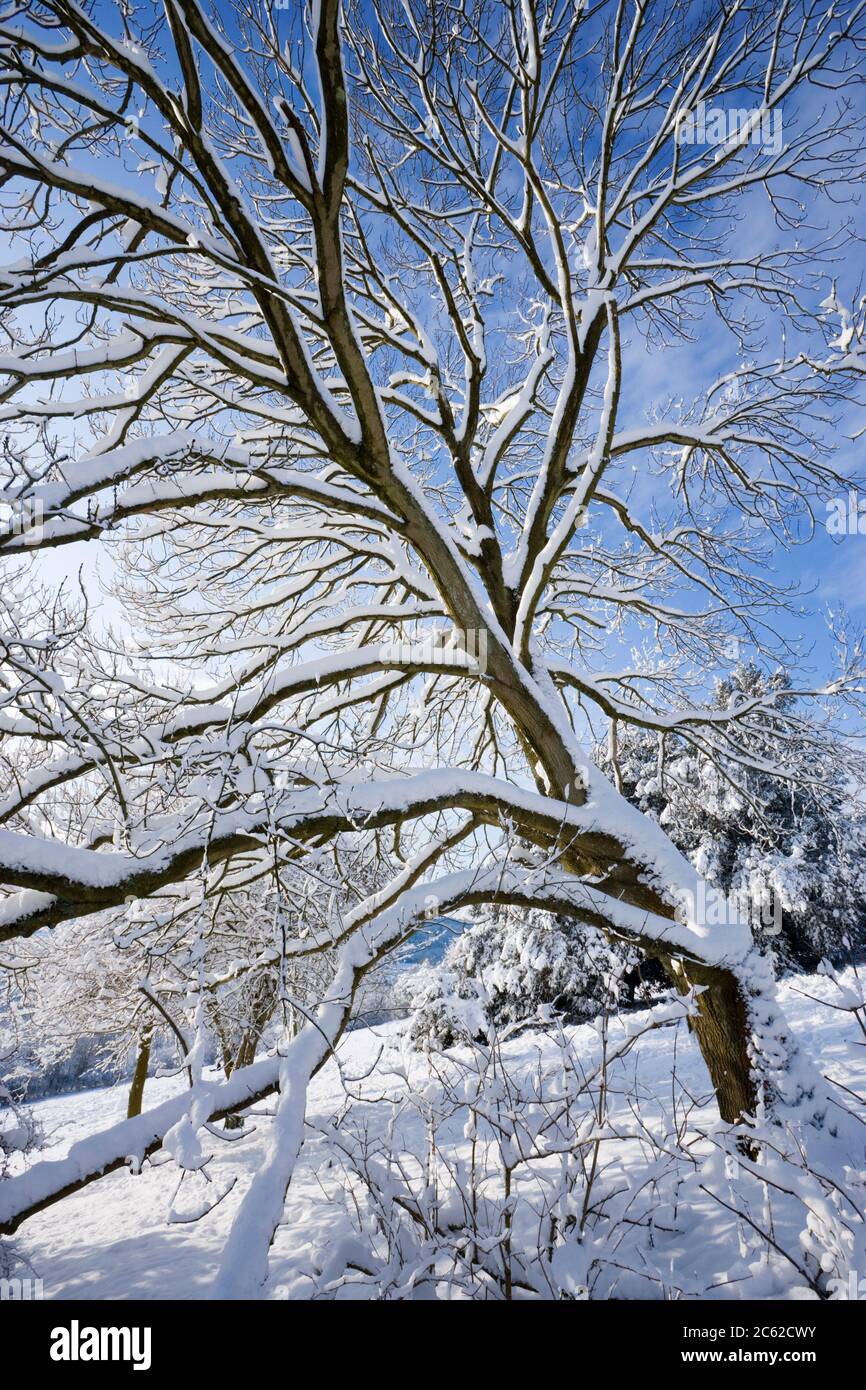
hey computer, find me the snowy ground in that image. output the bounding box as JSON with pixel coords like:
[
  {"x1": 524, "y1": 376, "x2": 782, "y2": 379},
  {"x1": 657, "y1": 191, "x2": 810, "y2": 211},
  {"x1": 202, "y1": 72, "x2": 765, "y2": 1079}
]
[{"x1": 4, "y1": 968, "x2": 866, "y2": 1301}]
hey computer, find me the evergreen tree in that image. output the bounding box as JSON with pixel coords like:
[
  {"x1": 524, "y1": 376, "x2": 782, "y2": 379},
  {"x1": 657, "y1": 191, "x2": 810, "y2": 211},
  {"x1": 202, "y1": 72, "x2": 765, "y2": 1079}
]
[
  {"x1": 408, "y1": 905, "x2": 650, "y2": 1048},
  {"x1": 603, "y1": 664, "x2": 866, "y2": 972}
]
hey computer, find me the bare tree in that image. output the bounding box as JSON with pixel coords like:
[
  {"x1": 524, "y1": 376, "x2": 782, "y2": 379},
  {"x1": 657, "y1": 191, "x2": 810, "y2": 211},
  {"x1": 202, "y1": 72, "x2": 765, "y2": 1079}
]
[{"x1": 1, "y1": 0, "x2": 865, "y2": 1292}]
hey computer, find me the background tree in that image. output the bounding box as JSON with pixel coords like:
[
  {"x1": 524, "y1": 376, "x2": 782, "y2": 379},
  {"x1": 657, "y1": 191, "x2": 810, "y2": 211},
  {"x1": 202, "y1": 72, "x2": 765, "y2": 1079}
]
[
  {"x1": 601, "y1": 663, "x2": 866, "y2": 972},
  {"x1": 408, "y1": 902, "x2": 645, "y2": 1049}
]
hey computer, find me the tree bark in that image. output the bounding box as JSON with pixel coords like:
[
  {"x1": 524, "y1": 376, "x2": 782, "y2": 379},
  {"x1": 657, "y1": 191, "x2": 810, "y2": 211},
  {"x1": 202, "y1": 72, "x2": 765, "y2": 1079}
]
[
  {"x1": 126, "y1": 1028, "x2": 153, "y2": 1120},
  {"x1": 663, "y1": 956, "x2": 757, "y2": 1124}
]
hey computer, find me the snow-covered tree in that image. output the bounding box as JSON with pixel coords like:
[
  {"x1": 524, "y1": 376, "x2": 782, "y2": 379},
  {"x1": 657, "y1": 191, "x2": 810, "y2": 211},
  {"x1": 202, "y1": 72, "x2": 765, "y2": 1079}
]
[
  {"x1": 1, "y1": 919, "x2": 165, "y2": 1105},
  {"x1": 601, "y1": 664, "x2": 866, "y2": 972},
  {"x1": 1, "y1": 0, "x2": 866, "y2": 1294},
  {"x1": 408, "y1": 905, "x2": 645, "y2": 1048}
]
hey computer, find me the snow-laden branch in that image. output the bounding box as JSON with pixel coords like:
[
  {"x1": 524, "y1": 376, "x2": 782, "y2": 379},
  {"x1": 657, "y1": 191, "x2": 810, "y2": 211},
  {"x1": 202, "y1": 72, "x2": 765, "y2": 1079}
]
[{"x1": 0, "y1": 765, "x2": 753, "y2": 966}]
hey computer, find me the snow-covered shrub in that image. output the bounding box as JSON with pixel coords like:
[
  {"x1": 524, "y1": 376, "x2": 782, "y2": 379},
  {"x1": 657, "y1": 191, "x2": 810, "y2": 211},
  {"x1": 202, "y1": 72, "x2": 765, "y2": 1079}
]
[
  {"x1": 0, "y1": 1083, "x2": 44, "y2": 1280},
  {"x1": 296, "y1": 986, "x2": 866, "y2": 1300},
  {"x1": 0, "y1": 1083, "x2": 41, "y2": 1183},
  {"x1": 304, "y1": 1000, "x2": 697, "y2": 1299},
  {"x1": 407, "y1": 906, "x2": 649, "y2": 1049},
  {"x1": 406, "y1": 964, "x2": 489, "y2": 1050}
]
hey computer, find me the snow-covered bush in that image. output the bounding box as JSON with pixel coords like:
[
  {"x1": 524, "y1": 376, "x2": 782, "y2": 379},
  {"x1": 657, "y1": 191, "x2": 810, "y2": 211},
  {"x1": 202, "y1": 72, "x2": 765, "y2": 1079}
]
[
  {"x1": 296, "y1": 981, "x2": 866, "y2": 1300},
  {"x1": 0, "y1": 1082, "x2": 44, "y2": 1281},
  {"x1": 406, "y1": 964, "x2": 489, "y2": 1050},
  {"x1": 0, "y1": 1083, "x2": 41, "y2": 1184},
  {"x1": 407, "y1": 906, "x2": 650, "y2": 1049}
]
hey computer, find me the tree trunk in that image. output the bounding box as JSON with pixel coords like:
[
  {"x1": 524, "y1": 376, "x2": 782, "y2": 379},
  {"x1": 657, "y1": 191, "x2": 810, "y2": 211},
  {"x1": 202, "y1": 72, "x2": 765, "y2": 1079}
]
[
  {"x1": 473, "y1": 649, "x2": 765, "y2": 1128},
  {"x1": 666, "y1": 957, "x2": 758, "y2": 1124},
  {"x1": 222, "y1": 1035, "x2": 251, "y2": 1130},
  {"x1": 126, "y1": 1028, "x2": 153, "y2": 1120}
]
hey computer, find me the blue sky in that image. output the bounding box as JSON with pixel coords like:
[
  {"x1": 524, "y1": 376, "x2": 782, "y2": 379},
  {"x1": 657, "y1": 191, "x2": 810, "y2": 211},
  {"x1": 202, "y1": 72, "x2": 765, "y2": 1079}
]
[{"x1": 8, "y1": 0, "x2": 866, "y2": 714}]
